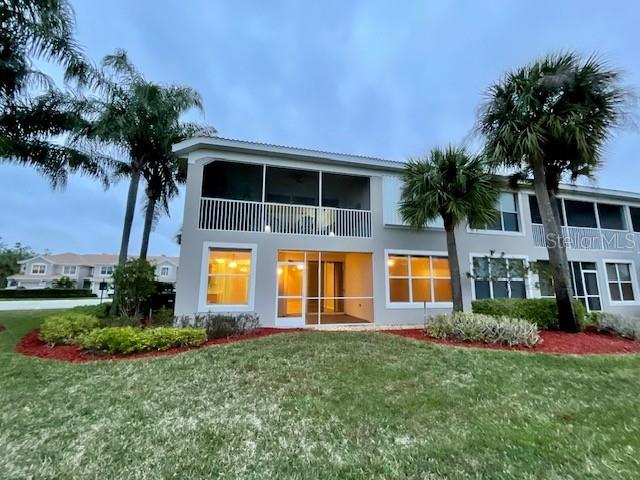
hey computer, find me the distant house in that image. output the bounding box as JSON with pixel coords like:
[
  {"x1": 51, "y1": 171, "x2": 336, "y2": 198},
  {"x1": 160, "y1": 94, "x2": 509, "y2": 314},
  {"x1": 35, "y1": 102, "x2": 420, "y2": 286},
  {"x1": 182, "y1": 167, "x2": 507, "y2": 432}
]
[{"x1": 6, "y1": 253, "x2": 179, "y2": 295}]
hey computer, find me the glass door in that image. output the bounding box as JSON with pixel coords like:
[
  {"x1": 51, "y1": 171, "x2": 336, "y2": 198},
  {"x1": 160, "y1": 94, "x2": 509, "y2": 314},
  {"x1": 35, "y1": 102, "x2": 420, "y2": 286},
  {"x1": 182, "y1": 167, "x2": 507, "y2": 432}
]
[{"x1": 277, "y1": 262, "x2": 305, "y2": 322}]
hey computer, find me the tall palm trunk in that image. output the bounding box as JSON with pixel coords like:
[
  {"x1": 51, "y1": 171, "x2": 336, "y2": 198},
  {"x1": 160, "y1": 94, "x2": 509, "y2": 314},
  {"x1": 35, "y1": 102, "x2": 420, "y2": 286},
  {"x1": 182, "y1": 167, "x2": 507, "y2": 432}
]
[
  {"x1": 531, "y1": 160, "x2": 579, "y2": 331},
  {"x1": 444, "y1": 218, "x2": 464, "y2": 312},
  {"x1": 118, "y1": 168, "x2": 141, "y2": 266},
  {"x1": 140, "y1": 196, "x2": 156, "y2": 260},
  {"x1": 549, "y1": 189, "x2": 574, "y2": 298}
]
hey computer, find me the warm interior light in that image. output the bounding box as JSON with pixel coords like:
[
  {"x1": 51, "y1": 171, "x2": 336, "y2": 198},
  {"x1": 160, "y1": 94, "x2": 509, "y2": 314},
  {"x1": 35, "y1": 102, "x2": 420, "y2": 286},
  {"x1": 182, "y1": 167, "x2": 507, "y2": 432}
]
[
  {"x1": 240, "y1": 267, "x2": 248, "y2": 273},
  {"x1": 228, "y1": 260, "x2": 238, "y2": 269},
  {"x1": 296, "y1": 264, "x2": 304, "y2": 271},
  {"x1": 387, "y1": 259, "x2": 395, "y2": 267},
  {"x1": 277, "y1": 267, "x2": 283, "y2": 275},
  {"x1": 215, "y1": 258, "x2": 225, "y2": 264}
]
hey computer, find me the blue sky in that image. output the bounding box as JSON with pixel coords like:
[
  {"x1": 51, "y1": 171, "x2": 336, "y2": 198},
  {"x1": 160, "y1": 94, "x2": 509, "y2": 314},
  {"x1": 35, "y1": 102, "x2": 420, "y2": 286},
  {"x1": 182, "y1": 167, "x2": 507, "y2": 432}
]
[{"x1": 1, "y1": 0, "x2": 638, "y2": 256}]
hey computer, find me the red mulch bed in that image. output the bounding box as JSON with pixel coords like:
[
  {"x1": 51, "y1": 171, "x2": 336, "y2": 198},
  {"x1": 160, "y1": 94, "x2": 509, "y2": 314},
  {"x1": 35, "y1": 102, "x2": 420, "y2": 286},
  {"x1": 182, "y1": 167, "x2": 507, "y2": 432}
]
[
  {"x1": 0, "y1": 324, "x2": 5, "y2": 332},
  {"x1": 16, "y1": 328, "x2": 301, "y2": 363},
  {"x1": 383, "y1": 329, "x2": 640, "y2": 355}
]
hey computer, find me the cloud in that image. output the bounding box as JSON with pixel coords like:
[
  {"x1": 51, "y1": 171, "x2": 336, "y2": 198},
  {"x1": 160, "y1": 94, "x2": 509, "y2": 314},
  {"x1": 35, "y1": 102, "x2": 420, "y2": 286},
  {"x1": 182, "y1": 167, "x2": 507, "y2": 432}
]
[{"x1": 2, "y1": 0, "x2": 638, "y2": 254}]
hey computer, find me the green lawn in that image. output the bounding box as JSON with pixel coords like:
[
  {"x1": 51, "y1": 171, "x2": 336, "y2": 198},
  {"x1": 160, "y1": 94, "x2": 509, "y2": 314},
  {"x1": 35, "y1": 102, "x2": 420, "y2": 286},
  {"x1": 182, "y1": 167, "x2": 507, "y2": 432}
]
[{"x1": 1, "y1": 311, "x2": 640, "y2": 479}]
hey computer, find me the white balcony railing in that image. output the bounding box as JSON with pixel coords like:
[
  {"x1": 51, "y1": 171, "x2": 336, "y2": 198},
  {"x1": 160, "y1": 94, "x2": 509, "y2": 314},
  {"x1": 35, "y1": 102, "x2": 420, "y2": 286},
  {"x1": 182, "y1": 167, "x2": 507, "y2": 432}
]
[
  {"x1": 199, "y1": 197, "x2": 372, "y2": 238},
  {"x1": 532, "y1": 223, "x2": 635, "y2": 251}
]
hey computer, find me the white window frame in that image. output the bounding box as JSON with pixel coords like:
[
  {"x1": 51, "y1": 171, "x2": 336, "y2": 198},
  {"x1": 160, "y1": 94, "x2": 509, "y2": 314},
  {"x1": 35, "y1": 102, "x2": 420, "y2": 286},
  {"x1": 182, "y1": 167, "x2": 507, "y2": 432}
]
[
  {"x1": 31, "y1": 263, "x2": 47, "y2": 275},
  {"x1": 469, "y1": 253, "x2": 530, "y2": 300},
  {"x1": 62, "y1": 265, "x2": 77, "y2": 276},
  {"x1": 198, "y1": 241, "x2": 258, "y2": 313},
  {"x1": 602, "y1": 259, "x2": 639, "y2": 305},
  {"x1": 384, "y1": 249, "x2": 453, "y2": 309},
  {"x1": 99, "y1": 265, "x2": 114, "y2": 276},
  {"x1": 160, "y1": 266, "x2": 171, "y2": 277},
  {"x1": 467, "y1": 192, "x2": 525, "y2": 236}
]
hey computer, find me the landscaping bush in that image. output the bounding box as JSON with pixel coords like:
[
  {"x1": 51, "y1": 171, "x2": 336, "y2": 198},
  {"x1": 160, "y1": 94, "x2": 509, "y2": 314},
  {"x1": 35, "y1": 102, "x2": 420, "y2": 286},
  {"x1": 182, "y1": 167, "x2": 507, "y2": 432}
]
[
  {"x1": 148, "y1": 306, "x2": 174, "y2": 327},
  {"x1": 0, "y1": 288, "x2": 96, "y2": 299},
  {"x1": 78, "y1": 326, "x2": 207, "y2": 354},
  {"x1": 589, "y1": 312, "x2": 640, "y2": 341},
  {"x1": 111, "y1": 259, "x2": 156, "y2": 317},
  {"x1": 427, "y1": 312, "x2": 540, "y2": 347},
  {"x1": 51, "y1": 276, "x2": 75, "y2": 289},
  {"x1": 471, "y1": 298, "x2": 586, "y2": 330},
  {"x1": 176, "y1": 312, "x2": 259, "y2": 339},
  {"x1": 39, "y1": 313, "x2": 101, "y2": 345}
]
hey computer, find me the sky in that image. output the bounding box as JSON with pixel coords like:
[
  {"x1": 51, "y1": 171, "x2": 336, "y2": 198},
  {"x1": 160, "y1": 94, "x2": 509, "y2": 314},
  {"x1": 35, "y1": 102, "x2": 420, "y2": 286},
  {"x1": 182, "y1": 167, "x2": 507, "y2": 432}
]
[{"x1": 1, "y1": 0, "x2": 638, "y2": 256}]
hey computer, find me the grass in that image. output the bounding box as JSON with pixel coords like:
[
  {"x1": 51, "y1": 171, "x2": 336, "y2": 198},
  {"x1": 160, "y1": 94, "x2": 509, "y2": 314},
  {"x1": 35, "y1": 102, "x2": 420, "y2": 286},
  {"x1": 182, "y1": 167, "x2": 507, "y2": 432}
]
[{"x1": 1, "y1": 311, "x2": 640, "y2": 479}]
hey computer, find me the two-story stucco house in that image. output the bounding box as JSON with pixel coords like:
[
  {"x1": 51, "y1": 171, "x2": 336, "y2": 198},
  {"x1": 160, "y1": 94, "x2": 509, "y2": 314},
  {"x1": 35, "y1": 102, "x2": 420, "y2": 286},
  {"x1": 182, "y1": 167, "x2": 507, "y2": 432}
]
[
  {"x1": 7, "y1": 254, "x2": 179, "y2": 295},
  {"x1": 173, "y1": 136, "x2": 640, "y2": 327}
]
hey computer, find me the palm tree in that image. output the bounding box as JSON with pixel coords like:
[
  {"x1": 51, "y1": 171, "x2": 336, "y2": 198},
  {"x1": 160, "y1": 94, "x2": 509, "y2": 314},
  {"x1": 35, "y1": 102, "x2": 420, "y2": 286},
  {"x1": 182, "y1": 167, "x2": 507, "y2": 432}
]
[
  {"x1": 1, "y1": 0, "x2": 108, "y2": 187},
  {"x1": 71, "y1": 50, "x2": 205, "y2": 267},
  {"x1": 399, "y1": 146, "x2": 499, "y2": 311},
  {"x1": 478, "y1": 52, "x2": 626, "y2": 331}
]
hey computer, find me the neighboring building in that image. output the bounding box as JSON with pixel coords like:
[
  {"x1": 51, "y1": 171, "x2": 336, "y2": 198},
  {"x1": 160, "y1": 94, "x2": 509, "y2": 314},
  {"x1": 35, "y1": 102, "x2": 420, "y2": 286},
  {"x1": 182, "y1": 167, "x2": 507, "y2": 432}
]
[
  {"x1": 170, "y1": 136, "x2": 640, "y2": 327},
  {"x1": 6, "y1": 254, "x2": 179, "y2": 295}
]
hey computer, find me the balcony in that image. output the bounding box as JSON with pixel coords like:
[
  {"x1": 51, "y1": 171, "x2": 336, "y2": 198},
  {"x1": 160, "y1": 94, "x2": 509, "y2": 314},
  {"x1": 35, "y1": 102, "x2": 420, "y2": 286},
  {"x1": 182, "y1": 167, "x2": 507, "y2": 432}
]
[
  {"x1": 530, "y1": 195, "x2": 638, "y2": 252},
  {"x1": 199, "y1": 198, "x2": 371, "y2": 237},
  {"x1": 532, "y1": 224, "x2": 634, "y2": 251},
  {"x1": 199, "y1": 161, "x2": 372, "y2": 238}
]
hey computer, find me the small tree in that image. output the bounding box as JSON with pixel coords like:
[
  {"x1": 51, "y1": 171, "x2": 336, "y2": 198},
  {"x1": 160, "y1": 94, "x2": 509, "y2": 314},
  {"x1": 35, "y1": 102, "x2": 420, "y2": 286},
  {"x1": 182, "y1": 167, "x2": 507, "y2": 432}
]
[
  {"x1": 111, "y1": 258, "x2": 155, "y2": 319},
  {"x1": 0, "y1": 239, "x2": 36, "y2": 288},
  {"x1": 52, "y1": 276, "x2": 75, "y2": 289},
  {"x1": 399, "y1": 146, "x2": 499, "y2": 311}
]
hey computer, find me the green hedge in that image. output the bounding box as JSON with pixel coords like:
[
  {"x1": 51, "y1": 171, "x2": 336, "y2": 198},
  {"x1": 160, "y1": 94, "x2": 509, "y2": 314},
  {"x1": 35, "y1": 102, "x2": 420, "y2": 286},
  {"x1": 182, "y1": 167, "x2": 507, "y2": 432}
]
[
  {"x1": 79, "y1": 327, "x2": 207, "y2": 354},
  {"x1": 0, "y1": 289, "x2": 96, "y2": 299},
  {"x1": 471, "y1": 298, "x2": 586, "y2": 330},
  {"x1": 39, "y1": 313, "x2": 101, "y2": 345}
]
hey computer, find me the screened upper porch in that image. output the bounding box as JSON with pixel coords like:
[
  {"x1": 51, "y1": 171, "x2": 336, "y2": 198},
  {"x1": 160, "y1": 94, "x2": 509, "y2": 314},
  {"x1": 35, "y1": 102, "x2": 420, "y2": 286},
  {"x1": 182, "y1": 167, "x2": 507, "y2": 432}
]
[{"x1": 199, "y1": 161, "x2": 372, "y2": 237}]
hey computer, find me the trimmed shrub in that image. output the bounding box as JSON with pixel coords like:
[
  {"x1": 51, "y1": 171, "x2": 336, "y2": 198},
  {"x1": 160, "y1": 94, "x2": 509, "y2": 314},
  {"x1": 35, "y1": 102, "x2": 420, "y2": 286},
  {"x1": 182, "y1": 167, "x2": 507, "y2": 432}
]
[
  {"x1": 176, "y1": 312, "x2": 259, "y2": 339},
  {"x1": 471, "y1": 298, "x2": 586, "y2": 330},
  {"x1": 0, "y1": 288, "x2": 96, "y2": 299},
  {"x1": 590, "y1": 312, "x2": 640, "y2": 341},
  {"x1": 39, "y1": 313, "x2": 101, "y2": 345},
  {"x1": 427, "y1": 312, "x2": 540, "y2": 347},
  {"x1": 78, "y1": 326, "x2": 207, "y2": 354},
  {"x1": 148, "y1": 306, "x2": 174, "y2": 327}
]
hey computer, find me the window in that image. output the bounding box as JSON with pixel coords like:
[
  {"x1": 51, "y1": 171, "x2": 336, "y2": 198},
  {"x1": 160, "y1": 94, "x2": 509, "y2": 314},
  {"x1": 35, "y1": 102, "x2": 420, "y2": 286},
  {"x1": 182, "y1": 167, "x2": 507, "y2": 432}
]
[
  {"x1": 160, "y1": 266, "x2": 170, "y2": 276},
  {"x1": 473, "y1": 193, "x2": 520, "y2": 232},
  {"x1": 206, "y1": 249, "x2": 252, "y2": 305},
  {"x1": 100, "y1": 266, "x2": 113, "y2": 276},
  {"x1": 387, "y1": 252, "x2": 452, "y2": 305},
  {"x1": 597, "y1": 203, "x2": 626, "y2": 230},
  {"x1": 536, "y1": 260, "x2": 602, "y2": 311},
  {"x1": 605, "y1": 262, "x2": 636, "y2": 302},
  {"x1": 473, "y1": 256, "x2": 527, "y2": 299},
  {"x1": 62, "y1": 266, "x2": 77, "y2": 275},
  {"x1": 528, "y1": 195, "x2": 565, "y2": 225},
  {"x1": 31, "y1": 264, "x2": 46, "y2": 275},
  {"x1": 564, "y1": 200, "x2": 597, "y2": 228},
  {"x1": 630, "y1": 207, "x2": 640, "y2": 233}
]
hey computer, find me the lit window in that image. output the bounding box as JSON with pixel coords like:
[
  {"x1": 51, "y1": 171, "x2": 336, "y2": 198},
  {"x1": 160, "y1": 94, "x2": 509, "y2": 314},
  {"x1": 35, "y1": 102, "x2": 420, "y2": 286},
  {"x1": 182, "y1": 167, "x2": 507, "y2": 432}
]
[
  {"x1": 62, "y1": 266, "x2": 77, "y2": 275},
  {"x1": 100, "y1": 266, "x2": 113, "y2": 276},
  {"x1": 31, "y1": 264, "x2": 46, "y2": 275},
  {"x1": 605, "y1": 262, "x2": 636, "y2": 302},
  {"x1": 160, "y1": 266, "x2": 170, "y2": 276},
  {"x1": 387, "y1": 253, "x2": 452, "y2": 304},
  {"x1": 473, "y1": 256, "x2": 527, "y2": 299},
  {"x1": 206, "y1": 249, "x2": 252, "y2": 305},
  {"x1": 473, "y1": 193, "x2": 520, "y2": 232}
]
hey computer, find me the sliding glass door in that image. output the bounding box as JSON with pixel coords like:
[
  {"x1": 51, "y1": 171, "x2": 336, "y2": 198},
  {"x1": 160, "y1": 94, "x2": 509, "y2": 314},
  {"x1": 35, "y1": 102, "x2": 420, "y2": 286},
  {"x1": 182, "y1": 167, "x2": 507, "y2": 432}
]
[{"x1": 277, "y1": 250, "x2": 373, "y2": 325}]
